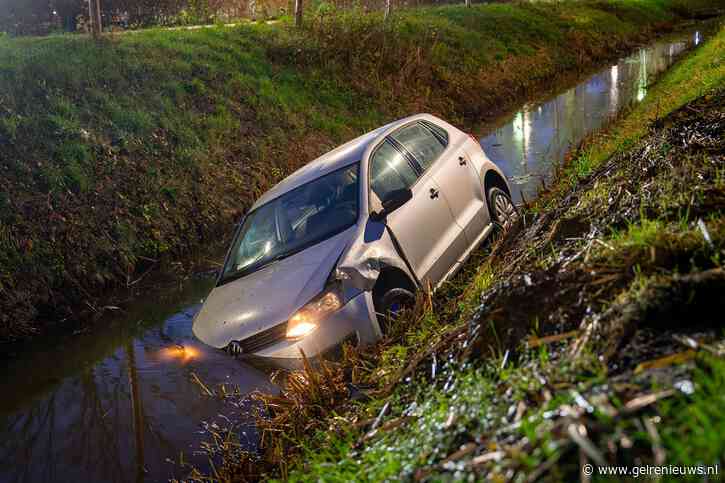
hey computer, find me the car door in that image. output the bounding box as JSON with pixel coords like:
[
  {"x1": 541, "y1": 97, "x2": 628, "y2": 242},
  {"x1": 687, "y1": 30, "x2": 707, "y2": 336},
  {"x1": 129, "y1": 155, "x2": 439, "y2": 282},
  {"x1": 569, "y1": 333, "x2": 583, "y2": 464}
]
[
  {"x1": 369, "y1": 139, "x2": 467, "y2": 287},
  {"x1": 390, "y1": 121, "x2": 488, "y2": 246}
]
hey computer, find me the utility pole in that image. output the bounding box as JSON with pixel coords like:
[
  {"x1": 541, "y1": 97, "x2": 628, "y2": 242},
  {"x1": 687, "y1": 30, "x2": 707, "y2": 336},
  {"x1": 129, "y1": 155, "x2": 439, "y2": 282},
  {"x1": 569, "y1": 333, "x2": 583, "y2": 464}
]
[
  {"x1": 294, "y1": 0, "x2": 303, "y2": 27},
  {"x1": 88, "y1": 0, "x2": 102, "y2": 38}
]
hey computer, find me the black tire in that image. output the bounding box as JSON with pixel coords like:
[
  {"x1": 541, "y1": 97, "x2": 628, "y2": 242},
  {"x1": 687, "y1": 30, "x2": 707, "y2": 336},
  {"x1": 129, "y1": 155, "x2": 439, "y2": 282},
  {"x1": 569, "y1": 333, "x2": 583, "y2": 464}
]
[
  {"x1": 488, "y1": 187, "x2": 518, "y2": 231},
  {"x1": 376, "y1": 287, "x2": 416, "y2": 334}
]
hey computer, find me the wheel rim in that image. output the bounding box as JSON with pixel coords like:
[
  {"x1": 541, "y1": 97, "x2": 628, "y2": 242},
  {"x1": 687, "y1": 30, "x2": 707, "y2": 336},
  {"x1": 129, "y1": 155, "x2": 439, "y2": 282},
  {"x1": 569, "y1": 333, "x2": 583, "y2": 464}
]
[
  {"x1": 494, "y1": 193, "x2": 517, "y2": 230},
  {"x1": 381, "y1": 294, "x2": 413, "y2": 325},
  {"x1": 389, "y1": 301, "x2": 401, "y2": 316}
]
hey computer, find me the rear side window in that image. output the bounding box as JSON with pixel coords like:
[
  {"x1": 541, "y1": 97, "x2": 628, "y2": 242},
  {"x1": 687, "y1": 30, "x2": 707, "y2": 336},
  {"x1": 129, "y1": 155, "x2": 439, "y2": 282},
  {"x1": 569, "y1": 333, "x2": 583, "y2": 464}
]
[
  {"x1": 390, "y1": 122, "x2": 446, "y2": 172},
  {"x1": 421, "y1": 120, "x2": 449, "y2": 146},
  {"x1": 370, "y1": 140, "x2": 419, "y2": 200}
]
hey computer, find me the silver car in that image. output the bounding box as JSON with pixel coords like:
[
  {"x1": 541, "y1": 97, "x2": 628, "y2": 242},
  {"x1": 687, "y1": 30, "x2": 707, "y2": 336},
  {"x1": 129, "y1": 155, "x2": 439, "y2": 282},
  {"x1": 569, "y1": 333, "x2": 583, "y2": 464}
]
[{"x1": 192, "y1": 114, "x2": 516, "y2": 368}]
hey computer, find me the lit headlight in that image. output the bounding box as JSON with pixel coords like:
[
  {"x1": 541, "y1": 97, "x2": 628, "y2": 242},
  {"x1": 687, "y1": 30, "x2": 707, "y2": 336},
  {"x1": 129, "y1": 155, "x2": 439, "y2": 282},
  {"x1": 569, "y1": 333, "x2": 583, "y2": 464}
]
[{"x1": 286, "y1": 284, "x2": 343, "y2": 340}]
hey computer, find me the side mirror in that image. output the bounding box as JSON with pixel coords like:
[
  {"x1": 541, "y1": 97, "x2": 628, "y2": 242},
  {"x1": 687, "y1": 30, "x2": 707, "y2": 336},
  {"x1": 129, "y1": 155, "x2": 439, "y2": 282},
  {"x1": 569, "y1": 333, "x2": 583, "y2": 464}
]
[{"x1": 371, "y1": 188, "x2": 412, "y2": 220}]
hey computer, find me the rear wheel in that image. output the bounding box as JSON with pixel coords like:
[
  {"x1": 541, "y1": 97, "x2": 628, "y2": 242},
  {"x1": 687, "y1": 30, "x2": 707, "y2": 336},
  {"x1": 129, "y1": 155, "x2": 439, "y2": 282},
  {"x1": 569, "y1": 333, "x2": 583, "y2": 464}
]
[
  {"x1": 488, "y1": 187, "x2": 518, "y2": 231},
  {"x1": 376, "y1": 287, "x2": 415, "y2": 334}
]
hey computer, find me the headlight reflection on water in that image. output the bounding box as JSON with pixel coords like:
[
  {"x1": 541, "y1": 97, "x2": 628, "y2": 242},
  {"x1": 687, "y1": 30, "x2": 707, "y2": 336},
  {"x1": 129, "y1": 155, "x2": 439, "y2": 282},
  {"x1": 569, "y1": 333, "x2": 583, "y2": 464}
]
[{"x1": 159, "y1": 344, "x2": 200, "y2": 363}]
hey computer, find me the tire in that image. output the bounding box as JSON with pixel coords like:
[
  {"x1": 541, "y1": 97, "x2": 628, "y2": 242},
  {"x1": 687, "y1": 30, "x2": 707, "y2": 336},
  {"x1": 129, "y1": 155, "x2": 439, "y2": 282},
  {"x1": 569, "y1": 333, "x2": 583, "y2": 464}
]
[
  {"x1": 488, "y1": 187, "x2": 518, "y2": 231},
  {"x1": 376, "y1": 287, "x2": 416, "y2": 334}
]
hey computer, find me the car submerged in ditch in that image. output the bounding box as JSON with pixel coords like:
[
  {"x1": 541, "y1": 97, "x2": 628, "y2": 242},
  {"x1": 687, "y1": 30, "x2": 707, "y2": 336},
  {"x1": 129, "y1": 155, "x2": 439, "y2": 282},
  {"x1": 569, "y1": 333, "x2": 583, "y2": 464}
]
[{"x1": 192, "y1": 114, "x2": 517, "y2": 368}]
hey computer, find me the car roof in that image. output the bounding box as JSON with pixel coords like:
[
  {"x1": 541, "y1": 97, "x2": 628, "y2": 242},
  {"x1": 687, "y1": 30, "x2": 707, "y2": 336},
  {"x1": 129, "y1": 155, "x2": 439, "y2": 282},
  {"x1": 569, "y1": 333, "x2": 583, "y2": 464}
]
[{"x1": 251, "y1": 114, "x2": 431, "y2": 209}]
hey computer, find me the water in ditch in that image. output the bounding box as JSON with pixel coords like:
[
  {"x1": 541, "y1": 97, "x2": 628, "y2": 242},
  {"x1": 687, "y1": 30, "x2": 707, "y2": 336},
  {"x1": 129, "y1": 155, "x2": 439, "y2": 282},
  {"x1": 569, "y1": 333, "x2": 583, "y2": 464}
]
[
  {"x1": 477, "y1": 30, "x2": 705, "y2": 203},
  {"x1": 0, "y1": 28, "x2": 708, "y2": 483}
]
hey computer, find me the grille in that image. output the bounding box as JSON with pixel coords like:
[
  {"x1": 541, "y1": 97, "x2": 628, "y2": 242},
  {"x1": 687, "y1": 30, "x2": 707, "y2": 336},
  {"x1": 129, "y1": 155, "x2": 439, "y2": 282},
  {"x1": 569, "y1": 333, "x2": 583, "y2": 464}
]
[{"x1": 239, "y1": 322, "x2": 288, "y2": 354}]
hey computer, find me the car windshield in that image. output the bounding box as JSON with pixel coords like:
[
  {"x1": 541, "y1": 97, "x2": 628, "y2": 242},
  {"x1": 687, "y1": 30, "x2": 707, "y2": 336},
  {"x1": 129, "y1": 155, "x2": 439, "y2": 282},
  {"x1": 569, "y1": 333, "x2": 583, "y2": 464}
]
[{"x1": 220, "y1": 163, "x2": 360, "y2": 284}]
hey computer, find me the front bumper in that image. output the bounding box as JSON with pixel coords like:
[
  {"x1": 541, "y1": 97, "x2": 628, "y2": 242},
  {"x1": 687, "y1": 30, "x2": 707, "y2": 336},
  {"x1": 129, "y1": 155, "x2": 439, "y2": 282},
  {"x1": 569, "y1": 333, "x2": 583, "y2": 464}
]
[{"x1": 245, "y1": 290, "x2": 381, "y2": 370}]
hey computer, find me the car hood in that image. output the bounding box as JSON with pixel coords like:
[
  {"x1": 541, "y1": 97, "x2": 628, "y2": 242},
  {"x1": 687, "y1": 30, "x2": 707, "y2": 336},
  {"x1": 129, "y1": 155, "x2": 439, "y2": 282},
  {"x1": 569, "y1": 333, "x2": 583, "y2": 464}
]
[{"x1": 192, "y1": 226, "x2": 357, "y2": 349}]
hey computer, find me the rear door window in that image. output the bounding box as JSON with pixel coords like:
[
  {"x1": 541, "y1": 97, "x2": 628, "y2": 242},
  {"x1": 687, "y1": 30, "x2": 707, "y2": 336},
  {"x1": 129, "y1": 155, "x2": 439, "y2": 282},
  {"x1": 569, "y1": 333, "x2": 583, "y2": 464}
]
[
  {"x1": 370, "y1": 139, "x2": 419, "y2": 200},
  {"x1": 420, "y1": 120, "x2": 449, "y2": 146},
  {"x1": 390, "y1": 122, "x2": 446, "y2": 172}
]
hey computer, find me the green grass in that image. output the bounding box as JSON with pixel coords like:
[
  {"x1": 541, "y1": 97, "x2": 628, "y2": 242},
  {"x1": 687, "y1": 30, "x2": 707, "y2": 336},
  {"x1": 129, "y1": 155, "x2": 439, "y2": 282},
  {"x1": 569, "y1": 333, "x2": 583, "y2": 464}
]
[
  {"x1": 281, "y1": 348, "x2": 606, "y2": 482},
  {"x1": 287, "y1": 367, "x2": 501, "y2": 482},
  {"x1": 282, "y1": 338, "x2": 725, "y2": 482},
  {"x1": 660, "y1": 354, "x2": 725, "y2": 469},
  {"x1": 0, "y1": 1, "x2": 722, "y2": 340}
]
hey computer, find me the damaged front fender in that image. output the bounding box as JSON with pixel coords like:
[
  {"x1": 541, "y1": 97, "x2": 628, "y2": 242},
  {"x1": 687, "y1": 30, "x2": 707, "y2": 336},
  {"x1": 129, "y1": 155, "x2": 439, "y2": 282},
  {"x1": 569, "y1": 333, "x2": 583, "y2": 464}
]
[{"x1": 334, "y1": 219, "x2": 417, "y2": 292}]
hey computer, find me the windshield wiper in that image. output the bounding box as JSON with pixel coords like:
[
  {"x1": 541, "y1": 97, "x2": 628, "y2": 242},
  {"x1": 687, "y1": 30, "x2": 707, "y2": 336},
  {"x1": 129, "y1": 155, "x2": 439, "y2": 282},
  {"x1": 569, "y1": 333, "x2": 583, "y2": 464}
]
[
  {"x1": 218, "y1": 248, "x2": 301, "y2": 286},
  {"x1": 264, "y1": 249, "x2": 298, "y2": 265}
]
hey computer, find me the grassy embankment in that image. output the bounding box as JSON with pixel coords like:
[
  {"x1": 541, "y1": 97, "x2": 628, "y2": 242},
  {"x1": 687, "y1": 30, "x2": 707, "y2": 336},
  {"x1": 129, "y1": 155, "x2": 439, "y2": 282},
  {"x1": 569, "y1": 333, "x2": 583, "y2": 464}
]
[
  {"x1": 196, "y1": 21, "x2": 725, "y2": 483},
  {"x1": 1, "y1": 0, "x2": 719, "y2": 342}
]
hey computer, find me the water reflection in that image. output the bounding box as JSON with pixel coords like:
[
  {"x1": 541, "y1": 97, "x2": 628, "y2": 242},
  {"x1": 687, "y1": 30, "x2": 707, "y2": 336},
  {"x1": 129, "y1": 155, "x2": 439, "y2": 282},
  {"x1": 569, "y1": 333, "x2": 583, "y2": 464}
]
[
  {"x1": 479, "y1": 32, "x2": 699, "y2": 203},
  {"x1": 0, "y1": 278, "x2": 276, "y2": 483},
  {"x1": 158, "y1": 344, "x2": 201, "y2": 363}
]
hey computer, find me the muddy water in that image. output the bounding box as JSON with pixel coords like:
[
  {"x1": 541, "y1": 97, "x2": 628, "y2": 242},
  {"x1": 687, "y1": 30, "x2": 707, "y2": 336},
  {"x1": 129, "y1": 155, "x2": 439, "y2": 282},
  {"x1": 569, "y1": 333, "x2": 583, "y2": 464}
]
[
  {"x1": 0, "y1": 276, "x2": 277, "y2": 483},
  {"x1": 0, "y1": 29, "x2": 708, "y2": 483},
  {"x1": 477, "y1": 30, "x2": 705, "y2": 203}
]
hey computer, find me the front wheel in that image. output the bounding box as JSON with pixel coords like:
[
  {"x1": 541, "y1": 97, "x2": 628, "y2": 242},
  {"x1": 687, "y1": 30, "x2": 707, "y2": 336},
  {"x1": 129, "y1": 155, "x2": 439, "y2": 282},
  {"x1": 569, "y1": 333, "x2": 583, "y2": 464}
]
[
  {"x1": 376, "y1": 287, "x2": 415, "y2": 334},
  {"x1": 488, "y1": 187, "x2": 518, "y2": 231}
]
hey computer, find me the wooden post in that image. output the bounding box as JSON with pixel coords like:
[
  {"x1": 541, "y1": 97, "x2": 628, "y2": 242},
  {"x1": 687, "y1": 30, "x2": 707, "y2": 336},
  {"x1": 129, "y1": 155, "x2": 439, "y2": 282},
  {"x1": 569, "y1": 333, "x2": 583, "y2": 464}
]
[
  {"x1": 384, "y1": 0, "x2": 391, "y2": 20},
  {"x1": 249, "y1": 0, "x2": 257, "y2": 21},
  {"x1": 294, "y1": 0, "x2": 303, "y2": 27},
  {"x1": 88, "y1": 0, "x2": 102, "y2": 38}
]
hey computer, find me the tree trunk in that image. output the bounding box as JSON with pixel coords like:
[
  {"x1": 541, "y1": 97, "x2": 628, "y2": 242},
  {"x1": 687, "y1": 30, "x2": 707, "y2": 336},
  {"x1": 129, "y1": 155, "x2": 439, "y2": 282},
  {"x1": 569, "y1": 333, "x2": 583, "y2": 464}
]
[
  {"x1": 465, "y1": 0, "x2": 471, "y2": 7},
  {"x1": 89, "y1": 0, "x2": 102, "y2": 38},
  {"x1": 294, "y1": 0, "x2": 303, "y2": 27},
  {"x1": 384, "y1": 0, "x2": 391, "y2": 20}
]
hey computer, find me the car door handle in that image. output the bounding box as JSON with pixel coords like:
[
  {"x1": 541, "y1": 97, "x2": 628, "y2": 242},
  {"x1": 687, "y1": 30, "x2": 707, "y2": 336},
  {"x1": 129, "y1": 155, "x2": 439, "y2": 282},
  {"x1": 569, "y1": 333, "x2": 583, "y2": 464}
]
[
  {"x1": 459, "y1": 156, "x2": 467, "y2": 166},
  {"x1": 429, "y1": 188, "x2": 439, "y2": 199}
]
